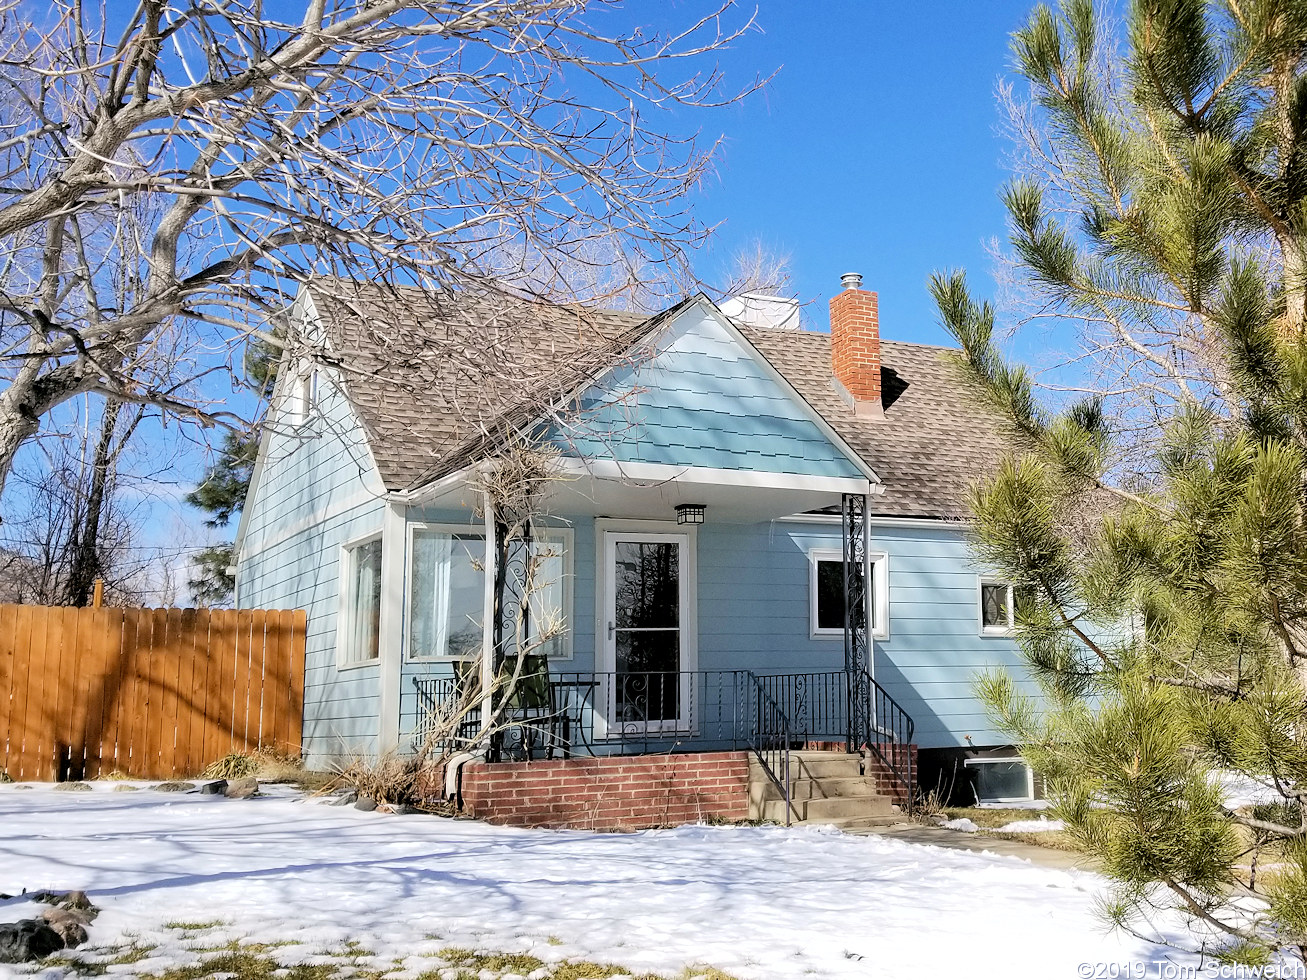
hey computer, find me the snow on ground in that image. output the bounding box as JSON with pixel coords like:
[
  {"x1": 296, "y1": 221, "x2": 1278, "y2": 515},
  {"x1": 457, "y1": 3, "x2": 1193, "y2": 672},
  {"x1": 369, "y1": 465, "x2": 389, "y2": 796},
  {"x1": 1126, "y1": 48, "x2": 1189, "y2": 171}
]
[
  {"x1": 1215, "y1": 770, "x2": 1288, "y2": 808},
  {"x1": 940, "y1": 817, "x2": 979, "y2": 832},
  {"x1": 0, "y1": 782, "x2": 1203, "y2": 979},
  {"x1": 995, "y1": 817, "x2": 1066, "y2": 833}
]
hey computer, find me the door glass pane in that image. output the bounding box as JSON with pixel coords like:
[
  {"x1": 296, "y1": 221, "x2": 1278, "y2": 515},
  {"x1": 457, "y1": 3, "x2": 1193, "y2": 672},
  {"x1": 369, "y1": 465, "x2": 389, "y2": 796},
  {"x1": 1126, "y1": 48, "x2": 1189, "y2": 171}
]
[
  {"x1": 616, "y1": 631, "x2": 679, "y2": 721},
  {"x1": 614, "y1": 542, "x2": 679, "y2": 629}
]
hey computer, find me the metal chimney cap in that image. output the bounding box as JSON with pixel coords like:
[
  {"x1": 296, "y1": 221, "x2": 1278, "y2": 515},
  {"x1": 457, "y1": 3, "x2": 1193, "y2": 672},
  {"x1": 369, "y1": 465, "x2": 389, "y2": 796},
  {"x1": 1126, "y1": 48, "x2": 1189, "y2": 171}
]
[{"x1": 840, "y1": 272, "x2": 863, "y2": 290}]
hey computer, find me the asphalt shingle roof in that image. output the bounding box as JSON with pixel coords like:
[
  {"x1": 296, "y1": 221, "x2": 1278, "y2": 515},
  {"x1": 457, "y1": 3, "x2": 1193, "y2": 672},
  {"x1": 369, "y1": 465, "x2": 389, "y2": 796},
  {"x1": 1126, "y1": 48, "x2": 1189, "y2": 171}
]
[
  {"x1": 308, "y1": 281, "x2": 658, "y2": 491},
  {"x1": 740, "y1": 329, "x2": 1020, "y2": 519},
  {"x1": 307, "y1": 282, "x2": 1018, "y2": 518}
]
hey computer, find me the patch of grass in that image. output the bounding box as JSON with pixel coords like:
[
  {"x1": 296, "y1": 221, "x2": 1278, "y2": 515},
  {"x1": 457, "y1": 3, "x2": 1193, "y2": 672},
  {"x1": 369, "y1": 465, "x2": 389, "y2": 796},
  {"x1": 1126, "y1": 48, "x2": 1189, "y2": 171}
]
[
  {"x1": 41, "y1": 942, "x2": 158, "y2": 976},
  {"x1": 49, "y1": 939, "x2": 741, "y2": 980},
  {"x1": 164, "y1": 919, "x2": 225, "y2": 931},
  {"x1": 941, "y1": 806, "x2": 1042, "y2": 828},
  {"x1": 200, "y1": 753, "x2": 260, "y2": 780},
  {"x1": 139, "y1": 950, "x2": 383, "y2": 980},
  {"x1": 434, "y1": 947, "x2": 742, "y2": 980},
  {"x1": 437, "y1": 947, "x2": 548, "y2": 973},
  {"x1": 941, "y1": 806, "x2": 1080, "y2": 852},
  {"x1": 988, "y1": 829, "x2": 1081, "y2": 851}
]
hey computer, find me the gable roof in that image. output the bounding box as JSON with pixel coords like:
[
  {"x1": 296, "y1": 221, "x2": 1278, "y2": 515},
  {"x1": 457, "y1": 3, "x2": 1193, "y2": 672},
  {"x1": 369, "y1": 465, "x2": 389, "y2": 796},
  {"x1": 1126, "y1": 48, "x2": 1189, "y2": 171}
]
[
  {"x1": 303, "y1": 281, "x2": 1017, "y2": 518},
  {"x1": 306, "y1": 280, "x2": 667, "y2": 492}
]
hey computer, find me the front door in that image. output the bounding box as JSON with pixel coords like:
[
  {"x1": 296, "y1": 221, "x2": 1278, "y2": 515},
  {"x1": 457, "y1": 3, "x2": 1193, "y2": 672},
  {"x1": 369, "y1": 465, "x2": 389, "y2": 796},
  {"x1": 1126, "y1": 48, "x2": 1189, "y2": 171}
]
[{"x1": 600, "y1": 530, "x2": 693, "y2": 734}]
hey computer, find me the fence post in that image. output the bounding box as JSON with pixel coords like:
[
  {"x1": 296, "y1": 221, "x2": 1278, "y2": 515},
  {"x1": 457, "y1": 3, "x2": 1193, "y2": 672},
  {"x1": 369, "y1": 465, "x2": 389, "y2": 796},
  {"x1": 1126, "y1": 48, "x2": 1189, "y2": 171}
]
[{"x1": 91, "y1": 580, "x2": 103, "y2": 609}]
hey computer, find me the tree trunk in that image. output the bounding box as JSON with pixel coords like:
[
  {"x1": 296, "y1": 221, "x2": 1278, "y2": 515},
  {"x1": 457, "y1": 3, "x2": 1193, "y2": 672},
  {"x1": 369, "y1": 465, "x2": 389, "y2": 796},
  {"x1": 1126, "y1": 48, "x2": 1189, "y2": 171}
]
[
  {"x1": 1281, "y1": 235, "x2": 1307, "y2": 338},
  {"x1": 0, "y1": 410, "x2": 40, "y2": 513},
  {"x1": 64, "y1": 399, "x2": 122, "y2": 607}
]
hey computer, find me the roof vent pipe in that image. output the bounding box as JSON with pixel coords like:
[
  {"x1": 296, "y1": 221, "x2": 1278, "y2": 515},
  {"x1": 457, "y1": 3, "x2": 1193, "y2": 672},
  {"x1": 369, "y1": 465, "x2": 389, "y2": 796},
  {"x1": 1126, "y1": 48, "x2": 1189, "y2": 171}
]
[{"x1": 840, "y1": 272, "x2": 863, "y2": 290}]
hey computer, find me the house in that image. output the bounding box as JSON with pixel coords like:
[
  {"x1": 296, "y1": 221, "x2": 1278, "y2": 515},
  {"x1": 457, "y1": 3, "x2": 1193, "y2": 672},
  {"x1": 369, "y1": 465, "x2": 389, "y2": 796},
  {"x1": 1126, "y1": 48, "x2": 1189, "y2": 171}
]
[{"x1": 233, "y1": 274, "x2": 1041, "y2": 827}]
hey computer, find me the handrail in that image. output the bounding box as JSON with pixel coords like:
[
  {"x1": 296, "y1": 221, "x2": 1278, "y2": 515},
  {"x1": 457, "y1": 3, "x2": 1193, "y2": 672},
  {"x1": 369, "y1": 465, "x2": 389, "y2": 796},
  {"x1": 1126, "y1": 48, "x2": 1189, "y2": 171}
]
[
  {"x1": 741, "y1": 670, "x2": 794, "y2": 826},
  {"x1": 855, "y1": 667, "x2": 915, "y2": 807}
]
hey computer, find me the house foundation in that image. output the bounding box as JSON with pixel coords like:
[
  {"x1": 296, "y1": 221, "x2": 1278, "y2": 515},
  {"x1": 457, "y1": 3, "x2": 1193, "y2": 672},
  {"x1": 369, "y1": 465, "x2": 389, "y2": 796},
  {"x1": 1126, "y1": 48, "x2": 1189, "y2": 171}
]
[{"x1": 458, "y1": 751, "x2": 750, "y2": 831}]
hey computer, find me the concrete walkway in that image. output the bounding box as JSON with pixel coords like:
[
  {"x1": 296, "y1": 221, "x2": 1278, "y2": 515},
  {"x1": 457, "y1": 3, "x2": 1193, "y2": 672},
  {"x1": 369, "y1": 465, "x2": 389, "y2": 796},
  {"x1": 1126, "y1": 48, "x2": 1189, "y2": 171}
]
[{"x1": 847, "y1": 822, "x2": 1098, "y2": 872}]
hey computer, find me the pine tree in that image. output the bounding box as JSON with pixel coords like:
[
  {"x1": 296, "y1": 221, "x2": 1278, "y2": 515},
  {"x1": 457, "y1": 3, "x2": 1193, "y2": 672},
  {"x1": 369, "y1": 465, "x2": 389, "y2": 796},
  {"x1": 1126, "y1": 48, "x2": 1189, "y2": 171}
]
[
  {"x1": 184, "y1": 337, "x2": 275, "y2": 606},
  {"x1": 935, "y1": 0, "x2": 1307, "y2": 963}
]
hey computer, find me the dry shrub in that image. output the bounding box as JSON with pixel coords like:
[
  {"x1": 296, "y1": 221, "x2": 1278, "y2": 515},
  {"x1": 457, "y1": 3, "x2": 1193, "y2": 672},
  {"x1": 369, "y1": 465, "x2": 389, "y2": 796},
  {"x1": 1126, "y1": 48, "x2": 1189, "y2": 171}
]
[
  {"x1": 199, "y1": 748, "x2": 307, "y2": 783},
  {"x1": 200, "y1": 753, "x2": 260, "y2": 779},
  {"x1": 329, "y1": 749, "x2": 438, "y2": 807}
]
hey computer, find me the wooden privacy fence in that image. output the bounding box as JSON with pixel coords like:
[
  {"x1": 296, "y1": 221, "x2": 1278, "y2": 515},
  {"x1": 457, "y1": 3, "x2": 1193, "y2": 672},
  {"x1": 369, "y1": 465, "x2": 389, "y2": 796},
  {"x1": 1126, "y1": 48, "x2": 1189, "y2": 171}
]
[{"x1": 0, "y1": 605, "x2": 306, "y2": 781}]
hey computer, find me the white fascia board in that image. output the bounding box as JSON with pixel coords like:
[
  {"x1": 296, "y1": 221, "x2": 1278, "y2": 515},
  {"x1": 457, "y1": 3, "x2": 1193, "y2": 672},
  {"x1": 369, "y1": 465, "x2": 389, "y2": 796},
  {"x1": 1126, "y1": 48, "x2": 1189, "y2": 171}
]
[
  {"x1": 774, "y1": 513, "x2": 969, "y2": 530},
  {"x1": 389, "y1": 462, "x2": 483, "y2": 507},
  {"x1": 556, "y1": 457, "x2": 874, "y2": 497},
  {"x1": 696, "y1": 299, "x2": 883, "y2": 488}
]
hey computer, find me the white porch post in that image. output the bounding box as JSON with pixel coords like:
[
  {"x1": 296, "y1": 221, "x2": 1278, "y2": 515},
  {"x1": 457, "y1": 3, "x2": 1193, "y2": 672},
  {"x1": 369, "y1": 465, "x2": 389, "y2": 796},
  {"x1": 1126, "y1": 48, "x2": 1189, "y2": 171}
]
[
  {"x1": 479, "y1": 489, "x2": 497, "y2": 746},
  {"x1": 377, "y1": 498, "x2": 406, "y2": 754}
]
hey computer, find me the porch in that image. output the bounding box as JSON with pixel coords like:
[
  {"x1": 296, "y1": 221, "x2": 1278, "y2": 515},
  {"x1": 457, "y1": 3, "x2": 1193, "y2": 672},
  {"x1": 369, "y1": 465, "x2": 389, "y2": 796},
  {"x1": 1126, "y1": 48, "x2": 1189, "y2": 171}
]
[{"x1": 413, "y1": 666, "x2": 917, "y2": 822}]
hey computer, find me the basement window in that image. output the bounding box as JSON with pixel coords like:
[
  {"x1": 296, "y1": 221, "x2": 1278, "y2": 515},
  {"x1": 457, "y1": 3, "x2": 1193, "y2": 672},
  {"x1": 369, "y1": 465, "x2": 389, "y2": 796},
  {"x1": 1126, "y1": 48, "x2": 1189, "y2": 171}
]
[{"x1": 965, "y1": 757, "x2": 1035, "y2": 804}]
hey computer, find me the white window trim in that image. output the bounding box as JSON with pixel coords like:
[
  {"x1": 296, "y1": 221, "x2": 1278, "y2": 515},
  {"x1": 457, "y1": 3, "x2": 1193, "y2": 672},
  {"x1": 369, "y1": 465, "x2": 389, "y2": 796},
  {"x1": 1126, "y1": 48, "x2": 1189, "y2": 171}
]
[
  {"x1": 528, "y1": 526, "x2": 575, "y2": 662},
  {"x1": 965, "y1": 756, "x2": 1035, "y2": 804},
  {"x1": 284, "y1": 359, "x2": 318, "y2": 429},
  {"x1": 978, "y1": 577, "x2": 1016, "y2": 637},
  {"x1": 403, "y1": 522, "x2": 575, "y2": 663},
  {"x1": 809, "y1": 549, "x2": 889, "y2": 641},
  {"x1": 336, "y1": 530, "x2": 383, "y2": 671}
]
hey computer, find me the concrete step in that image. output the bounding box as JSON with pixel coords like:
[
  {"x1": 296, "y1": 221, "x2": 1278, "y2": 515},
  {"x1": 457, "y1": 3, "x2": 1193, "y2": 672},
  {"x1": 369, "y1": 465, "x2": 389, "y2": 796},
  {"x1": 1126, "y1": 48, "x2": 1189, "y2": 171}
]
[
  {"x1": 751, "y1": 775, "x2": 884, "y2": 803},
  {"x1": 760, "y1": 793, "x2": 896, "y2": 824},
  {"x1": 751, "y1": 752, "x2": 863, "y2": 780}
]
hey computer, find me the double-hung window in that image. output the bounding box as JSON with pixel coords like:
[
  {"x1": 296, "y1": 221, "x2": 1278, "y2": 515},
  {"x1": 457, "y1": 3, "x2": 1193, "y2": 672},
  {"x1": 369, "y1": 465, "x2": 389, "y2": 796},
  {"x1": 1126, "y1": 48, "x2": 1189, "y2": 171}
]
[
  {"x1": 809, "y1": 549, "x2": 889, "y2": 640},
  {"x1": 409, "y1": 528, "x2": 487, "y2": 661},
  {"x1": 339, "y1": 534, "x2": 382, "y2": 667},
  {"x1": 406, "y1": 525, "x2": 572, "y2": 661}
]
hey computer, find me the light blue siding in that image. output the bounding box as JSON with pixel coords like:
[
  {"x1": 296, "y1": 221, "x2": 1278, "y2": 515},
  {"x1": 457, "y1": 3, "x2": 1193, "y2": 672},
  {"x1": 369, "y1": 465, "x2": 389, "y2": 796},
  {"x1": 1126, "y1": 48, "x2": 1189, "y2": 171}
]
[
  {"x1": 236, "y1": 364, "x2": 386, "y2": 769},
  {"x1": 551, "y1": 306, "x2": 864, "y2": 479},
  {"x1": 739, "y1": 521, "x2": 1040, "y2": 749}
]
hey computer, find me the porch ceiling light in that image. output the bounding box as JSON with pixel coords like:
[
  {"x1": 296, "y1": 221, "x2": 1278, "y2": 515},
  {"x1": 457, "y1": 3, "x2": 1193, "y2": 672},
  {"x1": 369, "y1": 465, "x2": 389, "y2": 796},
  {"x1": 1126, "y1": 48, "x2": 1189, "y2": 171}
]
[{"x1": 676, "y1": 504, "x2": 705, "y2": 525}]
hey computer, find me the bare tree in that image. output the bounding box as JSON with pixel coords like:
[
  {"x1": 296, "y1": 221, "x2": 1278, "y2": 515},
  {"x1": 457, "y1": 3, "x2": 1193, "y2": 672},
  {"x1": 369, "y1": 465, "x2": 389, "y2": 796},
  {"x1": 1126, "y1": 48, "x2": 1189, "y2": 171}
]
[
  {"x1": 0, "y1": 0, "x2": 763, "y2": 501},
  {"x1": 0, "y1": 396, "x2": 156, "y2": 605},
  {"x1": 721, "y1": 237, "x2": 796, "y2": 299}
]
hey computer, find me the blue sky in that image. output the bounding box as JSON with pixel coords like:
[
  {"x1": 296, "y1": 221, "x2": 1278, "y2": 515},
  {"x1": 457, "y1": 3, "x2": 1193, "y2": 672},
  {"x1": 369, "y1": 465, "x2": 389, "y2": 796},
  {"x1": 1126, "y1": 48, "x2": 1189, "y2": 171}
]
[
  {"x1": 693, "y1": 0, "x2": 1039, "y2": 346},
  {"x1": 7, "y1": 1, "x2": 1048, "y2": 597}
]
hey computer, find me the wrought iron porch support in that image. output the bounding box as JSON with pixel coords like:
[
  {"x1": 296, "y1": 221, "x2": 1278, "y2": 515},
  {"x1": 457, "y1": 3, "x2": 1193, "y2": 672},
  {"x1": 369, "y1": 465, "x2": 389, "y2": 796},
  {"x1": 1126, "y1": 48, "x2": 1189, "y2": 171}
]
[{"x1": 842, "y1": 492, "x2": 871, "y2": 754}]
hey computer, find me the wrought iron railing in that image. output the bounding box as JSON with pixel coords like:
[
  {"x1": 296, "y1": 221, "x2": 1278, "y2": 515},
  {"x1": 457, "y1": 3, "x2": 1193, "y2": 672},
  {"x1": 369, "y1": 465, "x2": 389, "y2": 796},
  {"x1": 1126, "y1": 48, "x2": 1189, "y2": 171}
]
[
  {"x1": 411, "y1": 676, "x2": 483, "y2": 753},
  {"x1": 412, "y1": 666, "x2": 915, "y2": 808},
  {"x1": 860, "y1": 668, "x2": 915, "y2": 804},
  {"x1": 741, "y1": 670, "x2": 794, "y2": 825}
]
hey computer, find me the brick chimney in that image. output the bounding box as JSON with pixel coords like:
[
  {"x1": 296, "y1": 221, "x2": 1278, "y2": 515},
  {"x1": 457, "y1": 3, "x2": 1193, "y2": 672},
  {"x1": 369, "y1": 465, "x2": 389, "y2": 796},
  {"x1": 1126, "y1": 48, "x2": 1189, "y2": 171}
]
[{"x1": 829, "y1": 272, "x2": 883, "y2": 418}]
